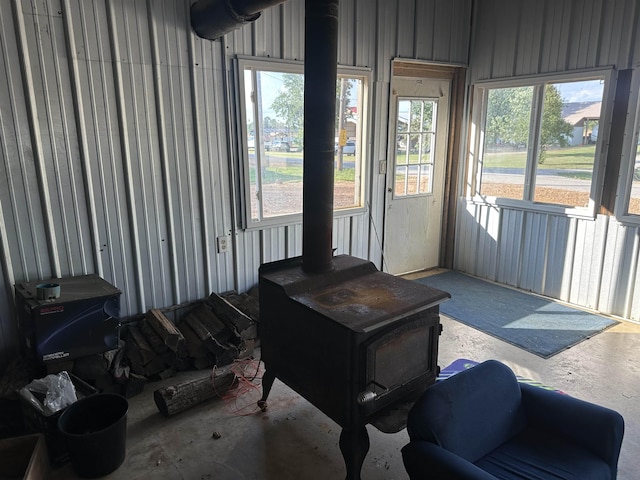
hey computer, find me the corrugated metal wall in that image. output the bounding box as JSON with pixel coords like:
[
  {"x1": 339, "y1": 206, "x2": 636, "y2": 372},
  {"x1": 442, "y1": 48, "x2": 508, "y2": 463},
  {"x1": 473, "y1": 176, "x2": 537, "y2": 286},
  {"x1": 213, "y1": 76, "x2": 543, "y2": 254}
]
[
  {"x1": 0, "y1": 0, "x2": 471, "y2": 363},
  {"x1": 470, "y1": 0, "x2": 640, "y2": 81},
  {"x1": 456, "y1": 0, "x2": 640, "y2": 321}
]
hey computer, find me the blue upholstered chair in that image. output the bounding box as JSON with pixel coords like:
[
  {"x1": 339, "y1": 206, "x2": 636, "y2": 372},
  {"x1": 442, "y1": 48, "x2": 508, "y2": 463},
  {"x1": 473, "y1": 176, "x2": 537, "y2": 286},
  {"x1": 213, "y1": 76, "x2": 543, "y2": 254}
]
[{"x1": 402, "y1": 360, "x2": 624, "y2": 480}]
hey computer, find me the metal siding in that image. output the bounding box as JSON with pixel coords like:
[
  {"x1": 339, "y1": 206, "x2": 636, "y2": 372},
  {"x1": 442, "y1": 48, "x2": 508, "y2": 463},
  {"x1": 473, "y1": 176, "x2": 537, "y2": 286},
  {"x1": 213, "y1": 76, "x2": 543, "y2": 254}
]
[
  {"x1": 496, "y1": 208, "x2": 523, "y2": 287},
  {"x1": 598, "y1": 220, "x2": 634, "y2": 316},
  {"x1": 353, "y1": 0, "x2": 376, "y2": 68},
  {"x1": 542, "y1": 215, "x2": 574, "y2": 301},
  {"x1": 394, "y1": 0, "x2": 414, "y2": 59},
  {"x1": 253, "y1": 5, "x2": 283, "y2": 59},
  {"x1": 514, "y1": 2, "x2": 543, "y2": 76},
  {"x1": 414, "y1": 1, "x2": 436, "y2": 61},
  {"x1": 338, "y1": 0, "x2": 355, "y2": 66},
  {"x1": 454, "y1": 200, "x2": 478, "y2": 273},
  {"x1": 520, "y1": 212, "x2": 548, "y2": 293},
  {"x1": 472, "y1": 0, "x2": 640, "y2": 80},
  {"x1": 190, "y1": 36, "x2": 235, "y2": 296},
  {"x1": 282, "y1": 0, "x2": 304, "y2": 61},
  {"x1": 474, "y1": 203, "x2": 499, "y2": 279}
]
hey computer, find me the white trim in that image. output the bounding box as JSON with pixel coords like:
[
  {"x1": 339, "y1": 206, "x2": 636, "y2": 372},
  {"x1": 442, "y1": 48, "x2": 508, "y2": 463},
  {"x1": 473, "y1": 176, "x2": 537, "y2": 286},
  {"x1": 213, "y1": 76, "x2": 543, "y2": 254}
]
[
  {"x1": 615, "y1": 67, "x2": 640, "y2": 224},
  {"x1": 467, "y1": 68, "x2": 614, "y2": 219},
  {"x1": 234, "y1": 57, "x2": 372, "y2": 231}
]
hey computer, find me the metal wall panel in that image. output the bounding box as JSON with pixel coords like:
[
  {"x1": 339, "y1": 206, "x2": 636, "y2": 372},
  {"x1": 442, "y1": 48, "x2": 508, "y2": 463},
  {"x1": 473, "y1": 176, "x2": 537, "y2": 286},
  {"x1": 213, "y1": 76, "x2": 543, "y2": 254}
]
[
  {"x1": 519, "y1": 212, "x2": 549, "y2": 293},
  {"x1": 471, "y1": 0, "x2": 640, "y2": 81}
]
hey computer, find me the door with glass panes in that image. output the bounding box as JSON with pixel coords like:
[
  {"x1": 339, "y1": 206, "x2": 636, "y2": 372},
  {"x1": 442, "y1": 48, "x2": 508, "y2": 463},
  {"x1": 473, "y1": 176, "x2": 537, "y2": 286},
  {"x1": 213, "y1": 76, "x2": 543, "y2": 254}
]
[{"x1": 383, "y1": 76, "x2": 450, "y2": 275}]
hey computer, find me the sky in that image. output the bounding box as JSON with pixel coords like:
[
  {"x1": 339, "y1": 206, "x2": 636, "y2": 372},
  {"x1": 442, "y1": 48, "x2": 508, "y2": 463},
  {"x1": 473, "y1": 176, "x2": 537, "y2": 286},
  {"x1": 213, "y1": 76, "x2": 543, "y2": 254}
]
[{"x1": 554, "y1": 79, "x2": 605, "y2": 103}]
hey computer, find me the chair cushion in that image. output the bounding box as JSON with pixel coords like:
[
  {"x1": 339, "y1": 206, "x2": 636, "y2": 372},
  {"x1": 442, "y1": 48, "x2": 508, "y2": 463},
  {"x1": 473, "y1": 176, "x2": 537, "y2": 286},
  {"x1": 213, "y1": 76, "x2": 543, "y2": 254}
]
[
  {"x1": 407, "y1": 360, "x2": 527, "y2": 463},
  {"x1": 475, "y1": 426, "x2": 612, "y2": 480}
]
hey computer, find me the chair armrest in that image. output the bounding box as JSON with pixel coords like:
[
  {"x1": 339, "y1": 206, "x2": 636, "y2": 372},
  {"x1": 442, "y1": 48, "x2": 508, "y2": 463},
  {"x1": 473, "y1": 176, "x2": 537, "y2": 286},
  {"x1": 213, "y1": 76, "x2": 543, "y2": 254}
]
[
  {"x1": 402, "y1": 441, "x2": 498, "y2": 480},
  {"x1": 520, "y1": 383, "x2": 624, "y2": 466}
]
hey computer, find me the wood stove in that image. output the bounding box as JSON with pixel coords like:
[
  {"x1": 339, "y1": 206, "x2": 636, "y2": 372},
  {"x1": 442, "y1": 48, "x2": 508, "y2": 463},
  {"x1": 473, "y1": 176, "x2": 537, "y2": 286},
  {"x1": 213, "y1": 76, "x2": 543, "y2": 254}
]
[
  {"x1": 253, "y1": 1, "x2": 450, "y2": 479},
  {"x1": 258, "y1": 255, "x2": 449, "y2": 479}
]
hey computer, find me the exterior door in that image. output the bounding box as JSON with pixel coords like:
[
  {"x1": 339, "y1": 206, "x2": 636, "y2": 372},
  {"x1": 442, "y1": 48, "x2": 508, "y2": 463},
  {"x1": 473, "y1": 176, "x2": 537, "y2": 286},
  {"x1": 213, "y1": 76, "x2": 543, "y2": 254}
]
[{"x1": 383, "y1": 76, "x2": 451, "y2": 275}]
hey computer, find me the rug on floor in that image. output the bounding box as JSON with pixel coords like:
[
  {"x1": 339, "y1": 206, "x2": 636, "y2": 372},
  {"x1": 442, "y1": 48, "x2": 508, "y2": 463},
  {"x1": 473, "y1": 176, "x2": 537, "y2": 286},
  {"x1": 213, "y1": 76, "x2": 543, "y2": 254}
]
[{"x1": 416, "y1": 271, "x2": 619, "y2": 358}]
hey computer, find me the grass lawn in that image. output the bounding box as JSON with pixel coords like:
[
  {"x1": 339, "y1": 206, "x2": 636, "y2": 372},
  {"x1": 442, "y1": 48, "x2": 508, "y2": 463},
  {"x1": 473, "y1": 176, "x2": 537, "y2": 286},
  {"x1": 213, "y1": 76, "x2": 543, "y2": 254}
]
[
  {"x1": 484, "y1": 145, "x2": 596, "y2": 170},
  {"x1": 250, "y1": 164, "x2": 356, "y2": 184}
]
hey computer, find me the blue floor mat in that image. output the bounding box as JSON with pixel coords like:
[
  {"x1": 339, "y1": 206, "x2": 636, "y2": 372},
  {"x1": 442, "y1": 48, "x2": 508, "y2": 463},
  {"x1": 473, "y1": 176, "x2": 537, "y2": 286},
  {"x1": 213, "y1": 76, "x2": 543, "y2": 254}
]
[{"x1": 416, "y1": 271, "x2": 619, "y2": 358}]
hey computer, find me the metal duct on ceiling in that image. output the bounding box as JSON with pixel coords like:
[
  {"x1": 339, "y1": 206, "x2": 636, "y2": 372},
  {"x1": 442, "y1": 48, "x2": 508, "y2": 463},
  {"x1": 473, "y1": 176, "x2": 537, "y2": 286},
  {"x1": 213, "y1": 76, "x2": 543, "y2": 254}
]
[{"x1": 191, "y1": 0, "x2": 287, "y2": 40}]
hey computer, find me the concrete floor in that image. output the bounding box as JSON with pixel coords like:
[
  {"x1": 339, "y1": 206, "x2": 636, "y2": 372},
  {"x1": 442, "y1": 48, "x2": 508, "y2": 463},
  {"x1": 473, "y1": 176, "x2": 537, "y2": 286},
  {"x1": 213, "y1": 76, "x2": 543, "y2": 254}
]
[{"x1": 50, "y1": 304, "x2": 640, "y2": 479}]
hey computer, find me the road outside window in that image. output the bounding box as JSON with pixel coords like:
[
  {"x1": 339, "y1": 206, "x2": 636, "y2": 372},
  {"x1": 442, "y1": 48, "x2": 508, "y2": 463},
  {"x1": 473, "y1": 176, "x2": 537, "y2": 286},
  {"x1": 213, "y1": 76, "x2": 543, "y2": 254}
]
[
  {"x1": 238, "y1": 59, "x2": 368, "y2": 226},
  {"x1": 476, "y1": 75, "x2": 606, "y2": 210}
]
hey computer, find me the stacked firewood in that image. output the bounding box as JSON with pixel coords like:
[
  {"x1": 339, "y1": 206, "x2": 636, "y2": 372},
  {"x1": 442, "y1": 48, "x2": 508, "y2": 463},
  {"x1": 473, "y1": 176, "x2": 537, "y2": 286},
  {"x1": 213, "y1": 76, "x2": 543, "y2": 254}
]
[{"x1": 122, "y1": 290, "x2": 258, "y2": 383}]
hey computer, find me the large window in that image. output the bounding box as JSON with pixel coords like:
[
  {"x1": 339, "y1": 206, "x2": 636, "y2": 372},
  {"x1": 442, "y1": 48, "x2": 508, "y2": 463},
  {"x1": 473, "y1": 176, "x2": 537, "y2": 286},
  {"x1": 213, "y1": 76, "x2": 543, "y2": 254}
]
[
  {"x1": 619, "y1": 70, "x2": 640, "y2": 219},
  {"x1": 472, "y1": 72, "x2": 610, "y2": 214},
  {"x1": 237, "y1": 58, "x2": 368, "y2": 227}
]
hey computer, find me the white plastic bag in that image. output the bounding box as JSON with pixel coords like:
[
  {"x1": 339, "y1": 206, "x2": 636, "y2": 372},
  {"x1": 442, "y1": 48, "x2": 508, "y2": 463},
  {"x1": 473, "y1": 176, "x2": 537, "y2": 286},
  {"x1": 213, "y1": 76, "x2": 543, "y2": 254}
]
[{"x1": 20, "y1": 370, "x2": 78, "y2": 415}]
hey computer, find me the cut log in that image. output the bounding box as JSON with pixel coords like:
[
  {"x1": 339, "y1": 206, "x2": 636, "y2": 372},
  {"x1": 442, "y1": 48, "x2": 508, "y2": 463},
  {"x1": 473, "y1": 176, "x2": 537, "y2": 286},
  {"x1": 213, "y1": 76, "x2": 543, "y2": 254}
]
[
  {"x1": 183, "y1": 307, "x2": 236, "y2": 357},
  {"x1": 145, "y1": 309, "x2": 186, "y2": 353},
  {"x1": 153, "y1": 366, "x2": 236, "y2": 417},
  {"x1": 140, "y1": 321, "x2": 169, "y2": 355},
  {"x1": 125, "y1": 326, "x2": 157, "y2": 366},
  {"x1": 194, "y1": 306, "x2": 234, "y2": 343},
  {"x1": 177, "y1": 322, "x2": 209, "y2": 360},
  {"x1": 207, "y1": 292, "x2": 257, "y2": 340},
  {"x1": 144, "y1": 355, "x2": 167, "y2": 377}
]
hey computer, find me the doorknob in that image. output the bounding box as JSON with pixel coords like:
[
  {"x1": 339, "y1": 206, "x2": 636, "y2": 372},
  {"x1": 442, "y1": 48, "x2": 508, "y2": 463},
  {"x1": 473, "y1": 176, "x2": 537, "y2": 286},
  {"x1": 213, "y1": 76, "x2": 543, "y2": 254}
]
[{"x1": 387, "y1": 188, "x2": 392, "y2": 193}]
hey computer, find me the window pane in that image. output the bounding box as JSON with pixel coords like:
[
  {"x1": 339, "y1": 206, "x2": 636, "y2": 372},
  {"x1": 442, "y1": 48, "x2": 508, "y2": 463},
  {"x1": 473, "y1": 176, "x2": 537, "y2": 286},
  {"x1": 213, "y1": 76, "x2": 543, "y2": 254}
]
[
  {"x1": 394, "y1": 98, "x2": 437, "y2": 197},
  {"x1": 628, "y1": 137, "x2": 640, "y2": 215},
  {"x1": 334, "y1": 77, "x2": 363, "y2": 211},
  {"x1": 419, "y1": 164, "x2": 432, "y2": 194},
  {"x1": 533, "y1": 79, "x2": 604, "y2": 207},
  {"x1": 480, "y1": 86, "x2": 533, "y2": 200},
  {"x1": 243, "y1": 65, "x2": 365, "y2": 223}
]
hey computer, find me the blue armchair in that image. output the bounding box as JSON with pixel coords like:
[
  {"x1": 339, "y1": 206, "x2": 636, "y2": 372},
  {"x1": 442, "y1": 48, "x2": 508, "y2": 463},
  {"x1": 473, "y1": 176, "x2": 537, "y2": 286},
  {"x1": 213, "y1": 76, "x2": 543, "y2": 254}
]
[{"x1": 402, "y1": 360, "x2": 624, "y2": 480}]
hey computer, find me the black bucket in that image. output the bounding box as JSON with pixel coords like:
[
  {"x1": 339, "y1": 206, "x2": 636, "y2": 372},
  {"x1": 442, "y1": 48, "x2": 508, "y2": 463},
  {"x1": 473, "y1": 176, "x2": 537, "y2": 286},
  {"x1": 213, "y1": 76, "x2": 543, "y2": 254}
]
[{"x1": 57, "y1": 393, "x2": 128, "y2": 478}]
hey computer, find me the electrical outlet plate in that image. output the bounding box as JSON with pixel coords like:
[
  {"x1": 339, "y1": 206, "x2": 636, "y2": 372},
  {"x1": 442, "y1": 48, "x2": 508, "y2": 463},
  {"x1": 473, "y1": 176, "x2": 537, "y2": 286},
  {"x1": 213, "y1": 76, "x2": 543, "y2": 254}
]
[{"x1": 216, "y1": 236, "x2": 229, "y2": 253}]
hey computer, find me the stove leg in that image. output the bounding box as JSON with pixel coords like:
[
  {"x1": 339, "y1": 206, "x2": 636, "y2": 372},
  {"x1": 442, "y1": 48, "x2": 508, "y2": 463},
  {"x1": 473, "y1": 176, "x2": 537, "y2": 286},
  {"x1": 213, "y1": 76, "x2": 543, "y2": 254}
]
[
  {"x1": 257, "y1": 369, "x2": 276, "y2": 412},
  {"x1": 339, "y1": 426, "x2": 369, "y2": 480}
]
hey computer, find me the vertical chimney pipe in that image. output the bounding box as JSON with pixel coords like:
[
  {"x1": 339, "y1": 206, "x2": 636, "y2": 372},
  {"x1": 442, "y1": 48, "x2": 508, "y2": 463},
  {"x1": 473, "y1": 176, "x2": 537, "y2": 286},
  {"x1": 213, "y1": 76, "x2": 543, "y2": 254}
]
[{"x1": 302, "y1": 0, "x2": 339, "y2": 273}]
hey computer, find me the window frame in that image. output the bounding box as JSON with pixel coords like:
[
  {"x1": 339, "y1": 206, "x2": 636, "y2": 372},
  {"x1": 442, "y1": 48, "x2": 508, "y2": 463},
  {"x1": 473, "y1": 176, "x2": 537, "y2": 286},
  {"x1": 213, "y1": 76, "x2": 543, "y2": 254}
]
[
  {"x1": 234, "y1": 56, "x2": 371, "y2": 230},
  {"x1": 615, "y1": 67, "x2": 640, "y2": 224},
  {"x1": 467, "y1": 68, "x2": 615, "y2": 219}
]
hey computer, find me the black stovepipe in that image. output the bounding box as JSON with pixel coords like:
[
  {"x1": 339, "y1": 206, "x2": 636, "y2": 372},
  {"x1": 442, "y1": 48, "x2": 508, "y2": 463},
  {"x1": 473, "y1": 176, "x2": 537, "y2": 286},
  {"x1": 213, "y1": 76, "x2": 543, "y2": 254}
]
[{"x1": 302, "y1": 0, "x2": 339, "y2": 273}]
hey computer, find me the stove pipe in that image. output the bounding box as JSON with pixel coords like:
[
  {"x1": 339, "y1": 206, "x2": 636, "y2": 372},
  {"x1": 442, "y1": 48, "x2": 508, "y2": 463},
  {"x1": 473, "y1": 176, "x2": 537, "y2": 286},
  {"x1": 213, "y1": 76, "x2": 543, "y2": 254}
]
[{"x1": 302, "y1": 0, "x2": 339, "y2": 273}]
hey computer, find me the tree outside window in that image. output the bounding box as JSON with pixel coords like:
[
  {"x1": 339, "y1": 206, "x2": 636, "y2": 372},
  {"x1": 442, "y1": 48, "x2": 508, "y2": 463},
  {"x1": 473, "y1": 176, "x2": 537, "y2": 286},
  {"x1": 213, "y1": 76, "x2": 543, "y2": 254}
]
[
  {"x1": 477, "y1": 76, "x2": 606, "y2": 209},
  {"x1": 238, "y1": 60, "x2": 368, "y2": 227}
]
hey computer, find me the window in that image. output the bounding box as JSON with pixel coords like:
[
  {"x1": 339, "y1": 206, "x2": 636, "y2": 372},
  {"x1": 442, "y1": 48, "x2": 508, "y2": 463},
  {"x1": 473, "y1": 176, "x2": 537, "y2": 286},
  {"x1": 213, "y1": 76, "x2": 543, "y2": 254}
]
[
  {"x1": 629, "y1": 136, "x2": 640, "y2": 215},
  {"x1": 471, "y1": 72, "x2": 611, "y2": 214},
  {"x1": 394, "y1": 98, "x2": 437, "y2": 196},
  {"x1": 236, "y1": 58, "x2": 369, "y2": 227},
  {"x1": 619, "y1": 70, "x2": 640, "y2": 219}
]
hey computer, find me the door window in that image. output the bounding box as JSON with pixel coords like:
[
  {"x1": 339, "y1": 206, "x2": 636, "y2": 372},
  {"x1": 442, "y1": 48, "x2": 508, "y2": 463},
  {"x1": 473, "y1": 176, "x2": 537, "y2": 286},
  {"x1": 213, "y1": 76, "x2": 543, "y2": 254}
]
[{"x1": 394, "y1": 98, "x2": 437, "y2": 197}]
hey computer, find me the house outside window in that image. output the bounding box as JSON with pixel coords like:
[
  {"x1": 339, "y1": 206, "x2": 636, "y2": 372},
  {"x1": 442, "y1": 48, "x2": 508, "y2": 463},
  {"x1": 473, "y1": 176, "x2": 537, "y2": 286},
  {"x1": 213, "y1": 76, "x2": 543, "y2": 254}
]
[
  {"x1": 470, "y1": 71, "x2": 611, "y2": 216},
  {"x1": 236, "y1": 58, "x2": 369, "y2": 228}
]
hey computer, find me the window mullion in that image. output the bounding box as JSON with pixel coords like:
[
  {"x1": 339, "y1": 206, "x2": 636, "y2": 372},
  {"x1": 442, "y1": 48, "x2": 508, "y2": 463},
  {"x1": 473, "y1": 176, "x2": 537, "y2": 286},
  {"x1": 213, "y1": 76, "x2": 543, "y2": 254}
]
[
  {"x1": 252, "y1": 69, "x2": 265, "y2": 221},
  {"x1": 524, "y1": 85, "x2": 545, "y2": 201}
]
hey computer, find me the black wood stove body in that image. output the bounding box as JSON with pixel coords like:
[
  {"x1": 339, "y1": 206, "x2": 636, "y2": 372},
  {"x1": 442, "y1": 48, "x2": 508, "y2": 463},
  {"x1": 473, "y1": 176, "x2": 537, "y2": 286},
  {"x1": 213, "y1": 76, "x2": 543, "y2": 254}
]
[{"x1": 258, "y1": 255, "x2": 449, "y2": 479}]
